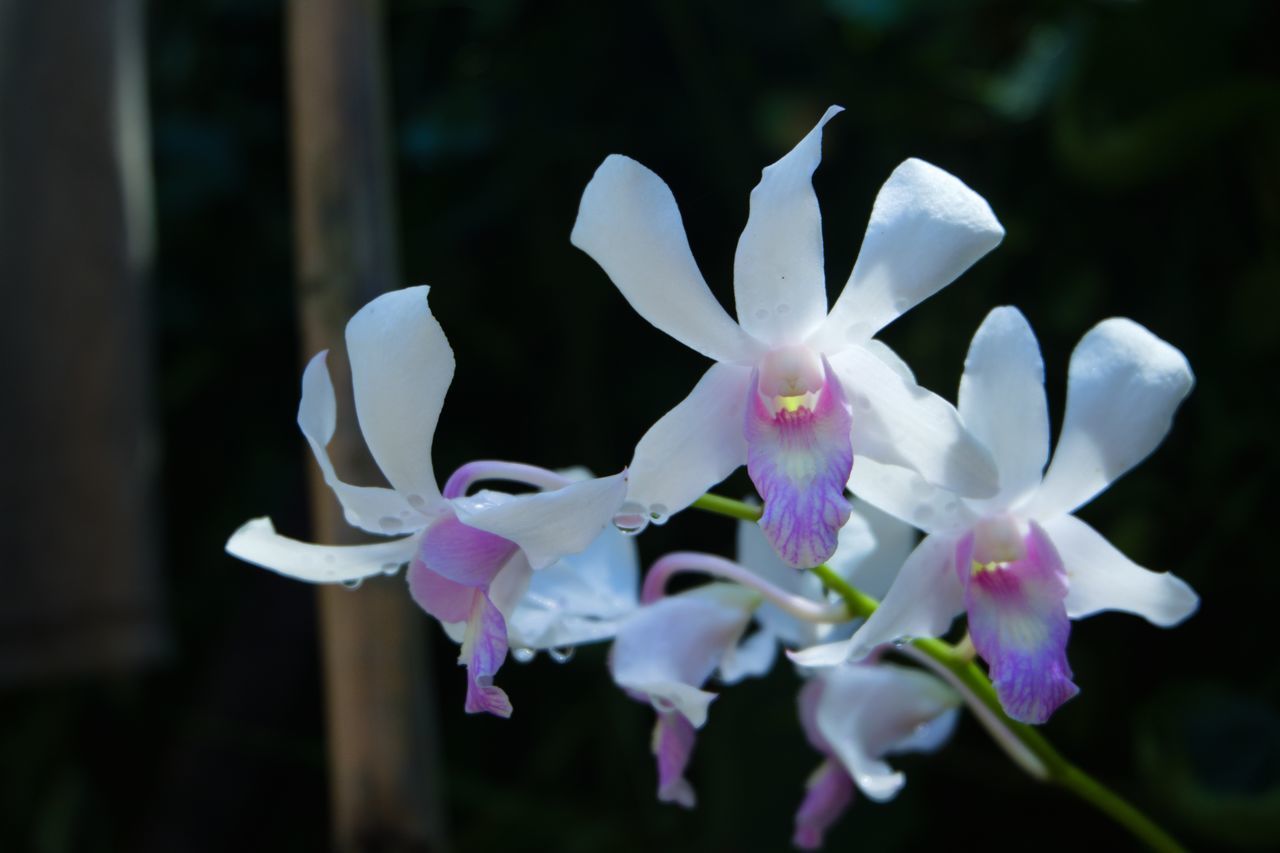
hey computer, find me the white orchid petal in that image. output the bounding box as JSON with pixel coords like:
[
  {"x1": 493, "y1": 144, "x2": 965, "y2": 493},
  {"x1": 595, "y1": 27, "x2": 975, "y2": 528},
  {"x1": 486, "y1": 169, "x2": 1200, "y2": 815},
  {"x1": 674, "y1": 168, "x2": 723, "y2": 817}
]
[
  {"x1": 571, "y1": 155, "x2": 762, "y2": 364},
  {"x1": 508, "y1": 528, "x2": 640, "y2": 649},
  {"x1": 1030, "y1": 318, "x2": 1194, "y2": 518},
  {"x1": 225, "y1": 517, "x2": 417, "y2": 583},
  {"x1": 733, "y1": 106, "x2": 841, "y2": 346},
  {"x1": 844, "y1": 534, "x2": 964, "y2": 660},
  {"x1": 297, "y1": 352, "x2": 423, "y2": 534},
  {"x1": 610, "y1": 584, "x2": 757, "y2": 725},
  {"x1": 626, "y1": 363, "x2": 753, "y2": 517},
  {"x1": 453, "y1": 471, "x2": 628, "y2": 570},
  {"x1": 344, "y1": 286, "x2": 452, "y2": 507},
  {"x1": 811, "y1": 158, "x2": 1004, "y2": 350},
  {"x1": 718, "y1": 628, "x2": 779, "y2": 684},
  {"x1": 1044, "y1": 515, "x2": 1198, "y2": 627},
  {"x1": 847, "y1": 456, "x2": 976, "y2": 536},
  {"x1": 958, "y1": 307, "x2": 1050, "y2": 510},
  {"x1": 815, "y1": 663, "x2": 961, "y2": 802},
  {"x1": 861, "y1": 338, "x2": 916, "y2": 382},
  {"x1": 840, "y1": 501, "x2": 921, "y2": 602},
  {"x1": 832, "y1": 344, "x2": 998, "y2": 499}
]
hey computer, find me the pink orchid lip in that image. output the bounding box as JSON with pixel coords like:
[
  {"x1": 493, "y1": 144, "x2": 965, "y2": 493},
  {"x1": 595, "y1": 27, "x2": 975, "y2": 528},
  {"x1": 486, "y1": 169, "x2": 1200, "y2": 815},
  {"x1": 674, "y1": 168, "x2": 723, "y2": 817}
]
[
  {"x1": 957, "y1": 519, "x2": 1079, "y2": 724},
  {"x1": 745, "y1": 356, "x2": 854, "y2": 569}
]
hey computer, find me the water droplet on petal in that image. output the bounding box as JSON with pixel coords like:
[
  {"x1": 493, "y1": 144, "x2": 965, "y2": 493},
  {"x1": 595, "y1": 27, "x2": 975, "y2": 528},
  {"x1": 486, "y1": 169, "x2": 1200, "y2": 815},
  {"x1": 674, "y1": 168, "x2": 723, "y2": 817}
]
[
  {"x1": 342, "y1": 578, "x2": 363, "y2": 590},
  {"x1": 754, "y1": 307, "x2": 770, "y2": 320},
  {"x1": 379, "y1": 516, "x2": 402, "y2": 532},
  {"x1": 943, "y1": 500, "x2": 960, "y2": 513},
  {"x1": 892, "y1": 297, "x2": 911, "y2": 312},
  {"x1": 775, "y1": 303, "x2": 790, "y2": 315},
  {"x1": 648, "y1": 503, "x2": 670, "y2": 524},
  {"x1": 511, "y1": 647, "x2": 535, "y2": 664},
  {"x1": 548, "y1": 647, "x2": 575, "y2": 664},
  {"x1": 407, "y1": 494, "x2": 427, "y2": 510},
  {"x1": 323, "y1": 554, "x2": 337, "y2": 564},
  {"x1": 612, "y1": 501, "x2": 649, "y2": 536},
  {"x1": 380, "y1": 562, "x2": 402, "y2": 575}
]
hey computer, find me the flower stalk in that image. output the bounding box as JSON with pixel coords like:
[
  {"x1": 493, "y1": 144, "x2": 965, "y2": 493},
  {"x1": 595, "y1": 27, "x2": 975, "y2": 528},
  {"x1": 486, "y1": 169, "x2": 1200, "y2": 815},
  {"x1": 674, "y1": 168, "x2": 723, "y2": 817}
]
[{"x1": 693, "y1": 492, "x2": 1186, "y2": 853}]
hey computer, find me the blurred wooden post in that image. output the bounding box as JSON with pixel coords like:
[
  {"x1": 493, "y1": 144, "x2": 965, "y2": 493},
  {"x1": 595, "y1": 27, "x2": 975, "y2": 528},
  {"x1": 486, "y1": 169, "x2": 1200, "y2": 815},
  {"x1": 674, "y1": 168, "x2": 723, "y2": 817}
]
[
  {"x1": 0, "y1": 0, "x2": 166, "y2": 681},
  {"x1": 286, "y1": 2, "x2": 447, "y2": 851}
]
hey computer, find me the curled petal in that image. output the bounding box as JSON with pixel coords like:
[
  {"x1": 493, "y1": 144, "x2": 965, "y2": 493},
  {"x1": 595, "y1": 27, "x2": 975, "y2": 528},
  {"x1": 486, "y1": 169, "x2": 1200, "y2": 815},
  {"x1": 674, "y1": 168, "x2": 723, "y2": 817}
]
[
  {"x1": 814, "y1": 663, "x2": 961, "y2": 801},
  {"x1": 1043, "y1": 514, "x2": 1198, "y2": 627},
  {"x1": 958, "y1": 307, "x2": 1050, "y2": 512},
  {"x1": 718, "y1": 628, "x2": 778, "y2": 684},
  {"x1": 226, "y1": 517, "x2": 417, "y2": 583},
  {"x1": 959, "y1": 523, "x2": 1079, "y2": 724},
  {"x1": 297, "y1": 352, "x2": 422, "y2": 534},
  {"x1": 407, "y1": 557, "x2": 478, "y2": 623},
  {"x1": 626, "y1": 363, "x2": 753, "y2": 519},
  {"x1": 609, "y1": 584, "x2": 758, "y2": 727},
  {"x1": 733, "y1": 106, "x2": 841, "y2": 346},
  {"x1": 831, "y1": 344, "x2": 999, "y2": 500},
  {"x1": 746, "y1": 359, "x2": 853, "y2": 568},
  {"x1": 452, "y1": 471, "x2": 628, "y2": 570},
  {"x1": 1030, "y1": 318, "x2": 1194, "y2": 519},
  {"x1": 571, "y1": 154, "x2": 762, "y2": 364},
  {"x1": 345, "y1": 286, "x2": 453, "y2": 509},
  {"x1": 652, "y1": 712, "x2": 698, "y2": 808},
  {"x1": 793, "y1": 759, "x2": 855, "y2": 850},
  {"x1": 461, "y1": 592, "x2": 513, "y2": 718},
  {"x1": 810, "y1": 158, "x2": 1004, "y2": 350}
]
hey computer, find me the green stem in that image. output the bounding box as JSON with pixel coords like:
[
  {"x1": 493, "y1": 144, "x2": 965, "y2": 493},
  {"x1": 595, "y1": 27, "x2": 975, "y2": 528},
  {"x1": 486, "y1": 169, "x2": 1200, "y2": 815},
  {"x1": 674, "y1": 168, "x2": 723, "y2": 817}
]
[{"x1": 692, "y1": 493, "x2": 1186, "y2": 853}]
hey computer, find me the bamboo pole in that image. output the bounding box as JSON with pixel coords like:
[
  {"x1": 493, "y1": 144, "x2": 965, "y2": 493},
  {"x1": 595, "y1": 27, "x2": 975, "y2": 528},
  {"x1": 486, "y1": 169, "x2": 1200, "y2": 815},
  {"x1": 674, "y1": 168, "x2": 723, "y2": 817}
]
[{"x1": 286, "y1": 2, "x2": 446, "y2": 850}]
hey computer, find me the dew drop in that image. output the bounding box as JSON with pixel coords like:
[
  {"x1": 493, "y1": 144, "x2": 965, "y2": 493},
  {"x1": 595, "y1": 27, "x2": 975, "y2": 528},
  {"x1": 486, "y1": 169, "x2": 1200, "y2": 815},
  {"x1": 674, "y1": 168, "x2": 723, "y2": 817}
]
[
  {"x1": 892, "y1": 297, "x2": 911, "y2": 312},
  {"x1": 548, "y1": 647, "x2": 575, "y2": 664},
  {"x1": 342, "y1": 578, "x2": 363, "y2": 590},
  {"x1": 754, "y1": 307, "x2": 770, "y2": 320},
  {"x1": 379, "y1": 516, "x2": 403, "y2": 532},
  {"x1": 648, "y1": 503, "x2": 670, "y2": 524},
  {"x1": 612, "y1": 501, "x2": 650, "y2": 536},
  {"x1": 775, "y1": 303, "x2": 790, "y2": 315},
  {"x1": 511, "y1": 647, "x2": 536, "y2": 664},
  {"x1": 407, "y1": 494, "x2": 427, "y2": 510},
  {"x1": 943, "y1": 500, "x2": 960, "y2": 513},
  {"x1": 323, "y1": 554, "x2": 337, "y2": 564},
  {"x1": 380, "y1": 562, "x2": 402, "y2": 575}
]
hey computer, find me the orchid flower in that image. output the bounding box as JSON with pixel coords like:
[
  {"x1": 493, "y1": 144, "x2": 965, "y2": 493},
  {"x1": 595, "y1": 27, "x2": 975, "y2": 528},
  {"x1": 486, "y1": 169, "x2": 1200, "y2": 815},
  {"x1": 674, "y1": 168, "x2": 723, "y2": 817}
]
[
  {"x1": 794, "y1": 662, "x2": 959, "y2": 849},
  {"x1": 795, "y1": 307, "x2": 1198, "y2": 724},
  {"x1": 608, "y1": 583, "x2": 762, "y2": 807},
  {"x1": 225, "y1": 286, "x2": 628, "y2": 717},
  {"x1": 736, "y1": 501, "x2": 916, "y2": 654},
  {"x1": 571, "y1": 106, "x2": 1004, "y2": 568}
]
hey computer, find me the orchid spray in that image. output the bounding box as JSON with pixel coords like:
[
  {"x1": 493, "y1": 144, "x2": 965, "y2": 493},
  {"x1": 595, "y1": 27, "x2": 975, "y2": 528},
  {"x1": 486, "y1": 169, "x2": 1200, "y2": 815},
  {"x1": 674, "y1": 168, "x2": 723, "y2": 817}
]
[{"x1": 228, "y1": 107, "x2": 1195, "y2": 851}]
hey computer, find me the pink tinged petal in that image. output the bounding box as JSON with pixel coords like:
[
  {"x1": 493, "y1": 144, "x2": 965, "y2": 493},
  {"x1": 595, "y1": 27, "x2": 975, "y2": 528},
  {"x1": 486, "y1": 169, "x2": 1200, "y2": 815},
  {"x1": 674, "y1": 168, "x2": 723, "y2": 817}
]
[
  {"x1": 814, "y1": 663, "x2": 961, "y2": 801},
  {"x1": 626, "y1": 363, "x2": 752, "y2": 520},
  {"x1": 461, "y1": 592, "x2": 513, "y2": 718},
  {"x1": 746, "y1": 359, "x2": 854, "y2": 568},
  {"x1": 417, "y1": 513, "x2": 519, "y2": 588},
  {"x1": 407, "y1": 555, "x2": 478, "y2": 623},
  {"x1": 345, "y1": 286, "x2": 454, "y2": 509},
  {"x1": 226, "y1": 517, "x2": 418, "y2": 583},
  {"x1": 1042, "y1": 514, "x2": 1198, "y2": 627},
  {"x1": 733, "y1": 106, "x2": 841, "y2": 347},
  {"x1": 830, "y1": 344, "x2": 999, "y2": 500},
  {"x1": 799, "y1": 533, "x2": 963, "y2": 667},
  {"x1": 451, "y1": 471, "x2": 628, "y2": 570},
  {"x1": 809, "y1": 158, "x2": 1005, "y2": 351},
  {"x1": 958, "y1": 307, "x2": 1051, "y2": 511},
  {"x1": 793, "y1": 758, "x2": 855, "y2": 850},
  {"x1": 959, "y1": 520, "x2": 1079, "y2": 724},
  {"x1": 609, "y1": 584, "x2": 758, "y2": 727},
  {"x1": 1029, "y1": 318, "x2": 1195, "y2": 519},
  {"x1": 297, "y1": 352, "x2": 423, "y2": 534},
  {"x1": 651, "y1": 712, "x2": 698, "y2": 808},
  {"x1": 570, "y1": 155, "x2": 763, "y2": 364}
]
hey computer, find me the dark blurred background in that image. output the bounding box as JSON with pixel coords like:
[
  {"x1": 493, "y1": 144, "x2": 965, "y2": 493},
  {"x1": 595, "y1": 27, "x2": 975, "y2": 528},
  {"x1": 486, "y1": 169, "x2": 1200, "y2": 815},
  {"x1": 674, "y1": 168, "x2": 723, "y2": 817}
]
[{"x1": 2, "y1": 0, "x2": 1278, "y2": 850}]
